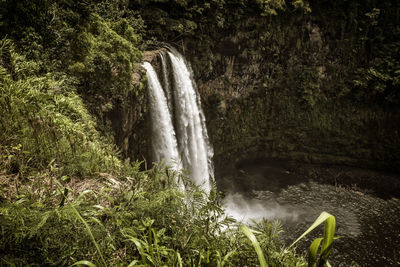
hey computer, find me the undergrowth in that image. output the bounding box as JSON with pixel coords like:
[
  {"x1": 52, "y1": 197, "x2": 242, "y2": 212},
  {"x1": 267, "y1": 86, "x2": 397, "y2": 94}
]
[{"x1": 0, "y1": 166, "x2": 306, "y2": 266}]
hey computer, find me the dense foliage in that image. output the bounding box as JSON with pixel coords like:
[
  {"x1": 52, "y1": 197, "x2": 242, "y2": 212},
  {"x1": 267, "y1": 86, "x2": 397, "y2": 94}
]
[
  {"x1": 1, "y1": 0, "x2": 143, "y2": 95},
  {"x1": 0, "y1": 1, "x2": 309, "y2": 266},
  {"x1": 0, "y1": 0, "x2": 399, "y2": 265},
  {"x1": 134, "y1": 0, "x2": 400, "y2": 106},
  {"x1": 0, "y1": 39, "x2": 121, "y2": 177},
  {"x1": 2, "y1": 0, "x2": 399, "y2": 106}
]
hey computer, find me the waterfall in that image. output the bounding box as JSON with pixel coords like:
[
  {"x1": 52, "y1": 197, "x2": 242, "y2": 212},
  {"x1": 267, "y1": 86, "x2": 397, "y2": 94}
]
[
  {"x1": 143, "y1": 48, "x2": 213, "y2": 193},
  {"x1": 159, "y1": 53, "x2": 174, "y2": 113},
  {"x1": 142, "y1": 62, "x2": 182, "y2": 173},
  {"x1": 166, "y1": 49, "x2": 213, "y2": 193}
]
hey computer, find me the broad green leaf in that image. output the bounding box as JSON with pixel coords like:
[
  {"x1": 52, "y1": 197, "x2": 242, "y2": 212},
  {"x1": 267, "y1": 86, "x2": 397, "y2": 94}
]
[
  {"x1": 289, "y1": 211, "x2": 333, "y2": 248},
  {"x1": 308, "y1": 237, "x2": 322, "y2": 267},
  {"x1": 289, "y1": 212, "x2": 337, "y2": 267},
  {"x1": 320, "y1": 215, "x2": 336, "y2": 260}
]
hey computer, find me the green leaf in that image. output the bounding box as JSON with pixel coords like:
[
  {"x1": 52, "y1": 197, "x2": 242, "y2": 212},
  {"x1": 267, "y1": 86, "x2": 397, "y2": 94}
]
[
  {"x1": 71, "y1": 207, "x2": 106, "y2": 267},
  {"x1": 127, "y1": 260, "x2": 139, "y2": 267},
  {"x1": 240, "y1": 225, "x2": 268, "y2": 267},
  {"x1": 176, "y1": 251, "x2": 183, "y2": 267},
  {"x1": 289, "y1": 212, "x2": 337, "y2": 267},
  {"x1": 289, "y1": 211, "x2": 333, "y2": 248},
  {"x1": 320, "y1": 215, "x2": 336, "y2": 260},
  {"x1": 71, "y1": 260, "x2": 97, "y2": 267},
  {"x1": 308, "y1": 237, "x2": 322, "y2": 267},
  {"x1": 222, "y1": 250, "x2": 236, "y2": 266}
]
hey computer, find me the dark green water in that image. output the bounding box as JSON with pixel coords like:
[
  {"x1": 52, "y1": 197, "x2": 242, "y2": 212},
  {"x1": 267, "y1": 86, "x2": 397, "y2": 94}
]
[{"x1": 217, "y1": 160, "x2": 400, "y2": 266}]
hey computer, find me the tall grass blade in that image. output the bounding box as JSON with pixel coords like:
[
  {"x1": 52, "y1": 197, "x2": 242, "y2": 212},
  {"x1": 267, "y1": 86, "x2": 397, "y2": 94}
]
[
  {"x1": 222, "y1": 250, "x2": 235, "y2": 266},
  {"x1": 176, "y1": 251, "x2": 183, "y2": 267},
  {"x1": 127, "y1": 260, "x2": 139, "y2": 267},
  {"x1": 72, "y1": 207, "x2": 107, "y2": 267},
  {"x1": 55, "y1": 180, "x2": 106, "y2": 266},
  {"x1": 240, "y1": 225, "x2": 268, "y2": 267},
  {"x1": 71, "y1": 260, "x2": 97, "y2": 267}
]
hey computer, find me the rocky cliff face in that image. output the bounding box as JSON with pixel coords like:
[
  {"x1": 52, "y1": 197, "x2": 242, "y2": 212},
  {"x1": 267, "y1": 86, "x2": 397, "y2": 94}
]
[
  {"x1": 182, "y1": 11, "x2": 400, "y2": 172},
  {"x1": 106, "y1": 49, "x2": 167, "y2": 164},
  {"x1": 85, "y1": 62, "x2": 149, "y2": 164},
  {"x1": 201, "y1": 81, "x2": 400, "y2": 172},
  {"x1": 123, "y1": 50, "x2": 399, "y2": 174}
]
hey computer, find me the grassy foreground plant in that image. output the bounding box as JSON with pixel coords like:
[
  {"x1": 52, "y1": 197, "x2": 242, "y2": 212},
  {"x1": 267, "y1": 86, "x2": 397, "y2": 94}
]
[
  {"x1": 290, "y1": 211, "x2": 337, "y2": 267},
  {"x1": 241, "y1": 212, "x2": 336, "y2": 267}
]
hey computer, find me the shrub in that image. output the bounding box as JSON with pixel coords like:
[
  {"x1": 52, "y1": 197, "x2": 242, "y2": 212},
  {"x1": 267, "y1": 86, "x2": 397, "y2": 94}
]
[{"x1": 0, "y1": 38, "x2": 121, "y2": 177}]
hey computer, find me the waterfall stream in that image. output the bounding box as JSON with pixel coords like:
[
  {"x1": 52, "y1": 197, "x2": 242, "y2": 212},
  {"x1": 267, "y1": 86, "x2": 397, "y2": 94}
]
[
  {"x1": 142, "y1": 62, "x2": 182, "y2": 172},
  {"x1": 143, "y1": 49, "x2": 213, "y2": 193},
  {"x1": 166, "y1": 50, "x2": 214, "y2": 194}
]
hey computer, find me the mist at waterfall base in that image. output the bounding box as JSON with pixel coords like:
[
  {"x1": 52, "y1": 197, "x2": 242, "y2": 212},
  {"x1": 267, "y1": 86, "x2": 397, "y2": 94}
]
[
  {"x1": 218, "y1": 161, "x2": 305, "y2": 223},
  {"x1": 222, "y1": 193, "x2": 300, "y2": 223}
]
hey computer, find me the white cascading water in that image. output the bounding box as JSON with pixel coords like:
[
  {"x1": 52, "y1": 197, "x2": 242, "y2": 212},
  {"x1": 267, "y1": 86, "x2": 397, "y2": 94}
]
[
  {"x1": 159, "y1": 52, "x2": 174, "y2": 113},
  {"x1": 142, "y1": 62, "x2": 182, "y2": 174},
  {"x1": 143, "y1": 49, "x2": 213, "y2": 193},
  {"x1": 166, "y1": 49, "x2": 213, "y2": 194}
]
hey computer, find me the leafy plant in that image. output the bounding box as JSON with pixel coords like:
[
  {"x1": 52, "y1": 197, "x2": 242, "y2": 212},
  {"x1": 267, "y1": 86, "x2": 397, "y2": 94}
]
[
  {"x1": 240, "y1": 224, "x2": 268, "y2": 267},
  {"x1": 290, "y1": 212, "x2": 337, "y2": 267}
]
